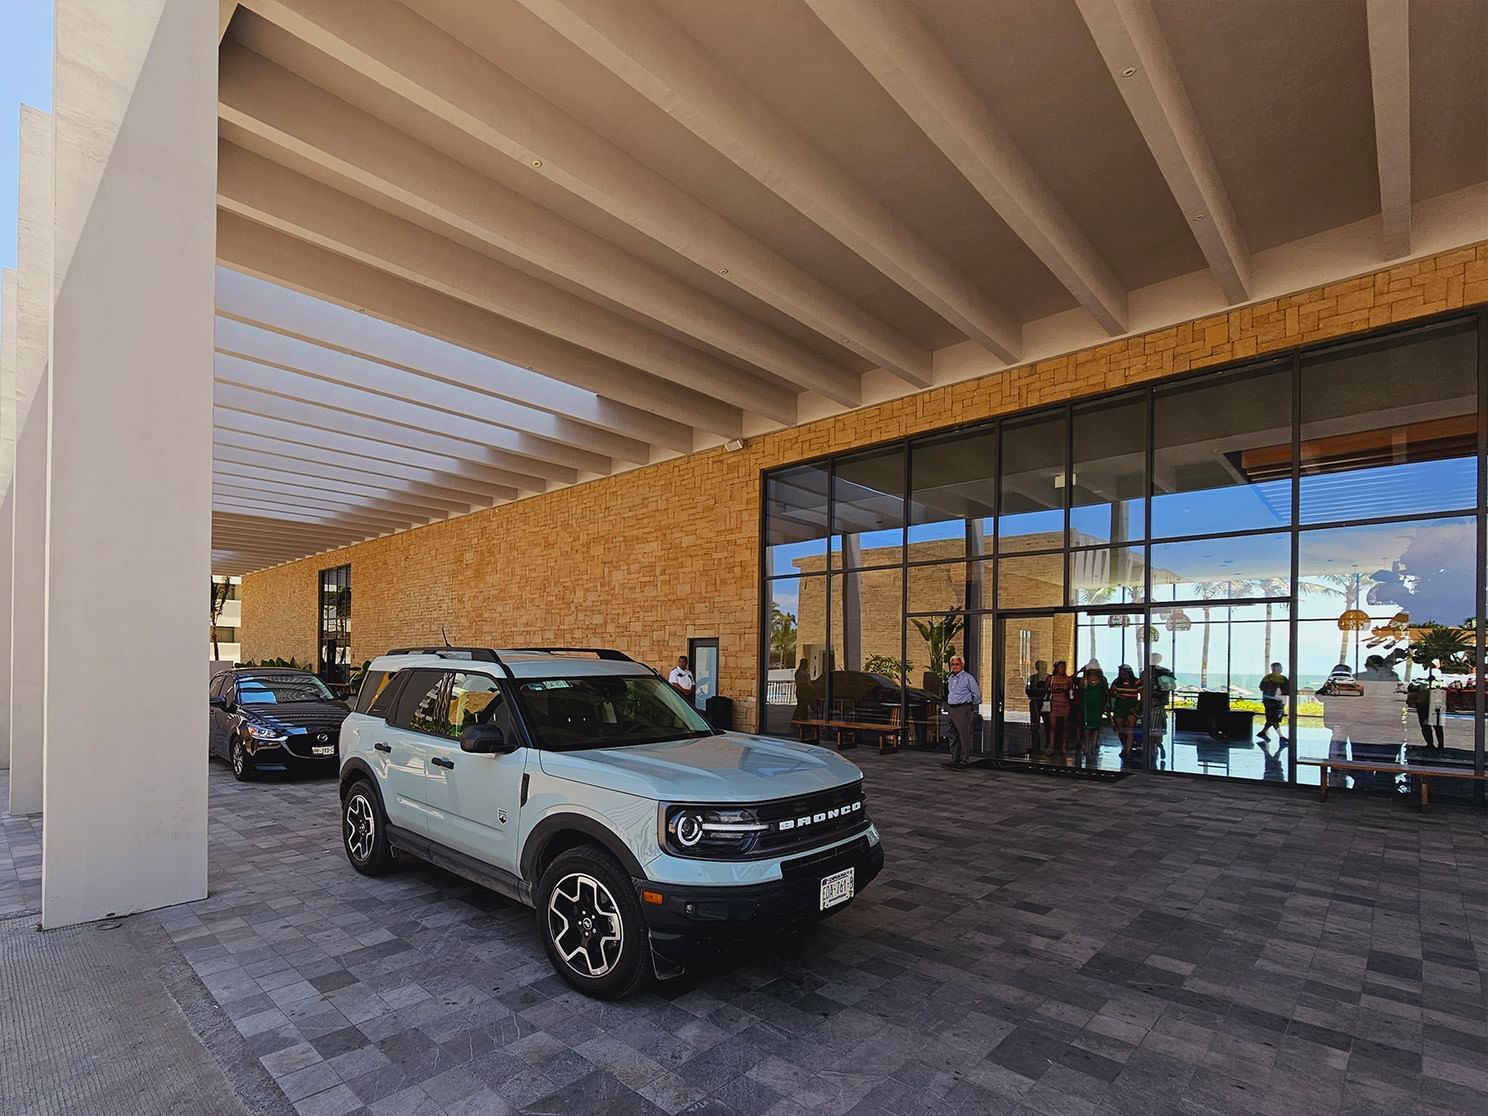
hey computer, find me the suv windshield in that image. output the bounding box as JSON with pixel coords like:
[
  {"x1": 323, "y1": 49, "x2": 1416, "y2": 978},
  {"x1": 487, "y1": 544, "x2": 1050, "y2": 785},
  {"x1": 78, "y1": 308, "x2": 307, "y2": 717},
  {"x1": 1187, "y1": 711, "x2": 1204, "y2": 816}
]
[
  {"x1": 514, "y1": 675, "x2": 714, "y2": 750},
  {"x1": 238, "y1": 674, "x2": 336, "y2": 704}
]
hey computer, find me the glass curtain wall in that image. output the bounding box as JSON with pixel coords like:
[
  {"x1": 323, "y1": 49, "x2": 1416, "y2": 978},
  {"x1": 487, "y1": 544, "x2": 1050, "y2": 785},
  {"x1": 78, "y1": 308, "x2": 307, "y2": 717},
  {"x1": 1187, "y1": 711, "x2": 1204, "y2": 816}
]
[
  {"x1": 317, "y1": 564, "x2": 352, "y2": 685},
  {"x1": 760, "y1": 312, "x2": 1486, "y2": 795}
]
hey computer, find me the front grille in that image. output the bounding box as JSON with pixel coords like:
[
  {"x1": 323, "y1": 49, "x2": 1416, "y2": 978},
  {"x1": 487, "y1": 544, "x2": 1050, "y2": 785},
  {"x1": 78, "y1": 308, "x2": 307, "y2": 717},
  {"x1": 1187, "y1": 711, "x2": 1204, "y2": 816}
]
[
  {"x1": 280, "y1": 731, "x2": 337, "y2": 759},
  {"x1": 753, "y1": 781, "x2": 868, "y2": 856}
]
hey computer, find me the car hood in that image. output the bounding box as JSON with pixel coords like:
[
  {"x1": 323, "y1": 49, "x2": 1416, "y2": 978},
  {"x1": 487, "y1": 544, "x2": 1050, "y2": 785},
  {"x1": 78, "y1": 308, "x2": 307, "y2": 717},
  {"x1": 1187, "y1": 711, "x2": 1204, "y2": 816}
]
[
  {"x1": 241, "y1": 701, "x2": 350, "y2": 734},
  {"x1": 537, "y1": 732, "x2": 862, "y2": 802}
]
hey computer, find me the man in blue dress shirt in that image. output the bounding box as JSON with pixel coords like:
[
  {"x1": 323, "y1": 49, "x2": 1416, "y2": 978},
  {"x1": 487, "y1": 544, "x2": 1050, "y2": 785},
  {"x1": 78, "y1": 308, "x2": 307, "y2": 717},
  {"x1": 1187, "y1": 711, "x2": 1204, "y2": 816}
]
[{"x1": 944, "y1": 654, "x2": 982, "y2": 768}]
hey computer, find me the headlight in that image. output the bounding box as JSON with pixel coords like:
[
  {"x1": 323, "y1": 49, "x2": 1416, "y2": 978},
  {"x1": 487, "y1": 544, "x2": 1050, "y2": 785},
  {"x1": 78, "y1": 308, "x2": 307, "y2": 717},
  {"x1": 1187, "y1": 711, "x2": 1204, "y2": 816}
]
[
  {"x1": 246, "y1": 722, "x2": 286, "y2": 742},
  {"x1": 661, "y1": 805, "x2": 768, "y2": 858}
]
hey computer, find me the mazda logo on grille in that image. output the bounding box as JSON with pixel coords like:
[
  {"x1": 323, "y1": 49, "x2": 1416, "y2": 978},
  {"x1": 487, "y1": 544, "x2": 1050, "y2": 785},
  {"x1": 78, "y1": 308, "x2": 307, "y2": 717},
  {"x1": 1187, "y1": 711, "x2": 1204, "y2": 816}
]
[
  {"x1": 316, "y1": 733, "x2": 328, "y2": 743},
  {"x1": 777, "y1": 800, "x2": 861, "y2": 832}
]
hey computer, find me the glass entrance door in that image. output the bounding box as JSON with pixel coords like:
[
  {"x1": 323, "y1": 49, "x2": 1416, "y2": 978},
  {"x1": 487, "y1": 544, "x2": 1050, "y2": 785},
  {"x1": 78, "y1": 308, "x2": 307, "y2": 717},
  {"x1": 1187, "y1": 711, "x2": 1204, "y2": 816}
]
[
  {"x1": 996, "y1": 610, "x2": 1144, "y2": 771},
  {"x1": 997, "y1": 613, "x2": 1073, "y2": 764}
]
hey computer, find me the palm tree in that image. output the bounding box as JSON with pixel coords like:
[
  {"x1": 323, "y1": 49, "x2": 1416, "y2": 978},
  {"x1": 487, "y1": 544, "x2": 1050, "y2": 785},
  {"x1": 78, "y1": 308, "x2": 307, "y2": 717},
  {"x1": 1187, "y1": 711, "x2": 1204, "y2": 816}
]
[
  {"x1": 1313, "y1": 571, "x2": 1363, "y2": 665},
  {"x1": 1192, "y1": 580, "x2": 1243, "y2": 688},
  {"x1": 768, "y1": 603, "x2": 797, "y2": 668},
  {"x1": 1074, "y1": 586, "x2": 1115, "y2": 664},
  {"x1": 1245, "y1": 575, "x2": 1331, "y2": 669}
]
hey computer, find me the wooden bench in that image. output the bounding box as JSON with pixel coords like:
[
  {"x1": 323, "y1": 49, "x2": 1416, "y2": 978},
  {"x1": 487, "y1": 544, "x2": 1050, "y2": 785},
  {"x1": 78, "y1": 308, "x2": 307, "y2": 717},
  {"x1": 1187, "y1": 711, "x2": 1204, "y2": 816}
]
[
  {"x1": 1298, "y1": 757, "x2": 1488, "y2": 811},
  {"x1": 791, "y1": 717, "x2": 901, "y2": 754}
]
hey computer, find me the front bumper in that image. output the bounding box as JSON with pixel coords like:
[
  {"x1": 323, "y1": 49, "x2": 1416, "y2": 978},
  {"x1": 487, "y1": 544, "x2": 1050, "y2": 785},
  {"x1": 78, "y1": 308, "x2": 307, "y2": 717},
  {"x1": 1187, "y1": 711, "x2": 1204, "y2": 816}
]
[
  {"x1": 636, "y1": 834, "x2": 883, "y2": 974},
  {"x1": 245, "y1": 737, "x2": 339, "y2": 768}
]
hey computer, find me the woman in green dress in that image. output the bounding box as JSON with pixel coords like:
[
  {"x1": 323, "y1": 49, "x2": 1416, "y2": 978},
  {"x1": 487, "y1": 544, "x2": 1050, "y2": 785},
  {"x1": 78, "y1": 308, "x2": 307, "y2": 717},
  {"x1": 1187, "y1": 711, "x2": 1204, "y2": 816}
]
[
  {"x1": 1109, "y1": 664, "x2": 1142, "y2": 759},
  {"x1": 1077, "y1": 662, "x2": 1108, "y2": 761}
]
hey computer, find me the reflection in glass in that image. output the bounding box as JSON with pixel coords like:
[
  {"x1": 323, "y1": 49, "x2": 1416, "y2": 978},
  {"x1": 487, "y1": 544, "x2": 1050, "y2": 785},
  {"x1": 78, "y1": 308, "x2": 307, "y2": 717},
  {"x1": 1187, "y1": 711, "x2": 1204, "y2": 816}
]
[
  {"x1": 1300, "y1": 322, "x2": 1477, "y2": 524},
  {"x1": 1152, "y1": 363, "x2": 1291, "y2": 538},
  {"x1": 1070, "y1": 547, "x2": 1145, "y2": 607},
  {"x1": 908, "y1": 427, "x2": 996, "y2": 558},
  {"x1": 997, "y1": 613, "x2": 1075, "y2": 760},
  {"x1": 762, "y1": 577, "x2": 826, "y2": 735},
  {"x1": 1148, "y1": 532, "x2": 1290, "y2": 603},
  {"x1": 1296, "y1": 517, "x2": 1476, "y2": 627},
  {"x1": 1000, "y1": 414, "x2": 1066, "y2": 548},
  {"x1": 908, "y1": 561, "x2": 968, "y2": 615},
  {"x1": 832, "y1": 447, "x2": 905, "y2": 567},
  {"x1": 1071, "y1": 396, "x2": 1146, "y2": 544},
  {"x1": 997, "y1": 553, "x2": 1065, "y2": 610},
  {"x1": 827, "y1": 571, "x2": 905, "y2": 731},
  {"x1": 1148, "y1": 604, "x2": 1291, "y2": 781},
  {"x1": 764, "y1": 463, "x2": 830, "y2": 576}
]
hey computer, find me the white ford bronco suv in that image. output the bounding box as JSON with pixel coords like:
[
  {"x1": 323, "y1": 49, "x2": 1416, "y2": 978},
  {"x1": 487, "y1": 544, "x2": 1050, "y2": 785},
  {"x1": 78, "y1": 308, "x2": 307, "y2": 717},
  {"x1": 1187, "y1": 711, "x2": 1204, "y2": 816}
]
[{"x1": 338, "y1": 647, "x2": 883, "y2": 998}]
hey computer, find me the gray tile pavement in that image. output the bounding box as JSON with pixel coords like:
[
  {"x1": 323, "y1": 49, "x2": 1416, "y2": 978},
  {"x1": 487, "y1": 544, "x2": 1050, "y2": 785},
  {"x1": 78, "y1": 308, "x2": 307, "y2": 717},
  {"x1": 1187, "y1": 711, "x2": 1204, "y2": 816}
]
[{"x1": 5, "y1": 756, "x2": 1488, "y2": 1114}]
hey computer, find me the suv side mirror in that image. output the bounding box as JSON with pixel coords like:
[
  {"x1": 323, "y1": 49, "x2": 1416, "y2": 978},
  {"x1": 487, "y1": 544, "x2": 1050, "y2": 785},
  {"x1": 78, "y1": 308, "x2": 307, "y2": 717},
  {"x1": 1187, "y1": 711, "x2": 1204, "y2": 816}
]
[
  {"x1": 209, "y1": 696, "x2": 229, "y2": 710},
  {"x1": 460, "y1": 723, "x2": 515, "y2": 755}
]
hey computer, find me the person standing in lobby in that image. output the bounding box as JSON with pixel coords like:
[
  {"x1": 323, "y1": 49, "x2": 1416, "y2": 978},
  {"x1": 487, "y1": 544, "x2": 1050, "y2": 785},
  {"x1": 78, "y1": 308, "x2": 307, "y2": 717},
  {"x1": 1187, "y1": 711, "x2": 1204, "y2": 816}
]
[{"x1": 943, "y1": 655, "x2": 982, "y2": 769}]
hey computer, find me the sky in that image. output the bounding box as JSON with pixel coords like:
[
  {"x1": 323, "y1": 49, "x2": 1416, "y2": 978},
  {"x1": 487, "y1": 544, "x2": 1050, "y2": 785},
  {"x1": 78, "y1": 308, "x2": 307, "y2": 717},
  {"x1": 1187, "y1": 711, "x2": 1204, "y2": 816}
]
[{"x1": 0, "y1": 0, "x2": 53, "y2": 270}]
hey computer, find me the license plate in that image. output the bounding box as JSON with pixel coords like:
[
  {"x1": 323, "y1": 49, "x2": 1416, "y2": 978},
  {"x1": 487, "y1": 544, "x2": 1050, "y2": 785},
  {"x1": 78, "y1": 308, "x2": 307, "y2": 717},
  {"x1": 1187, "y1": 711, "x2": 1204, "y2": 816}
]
[
  {"x1": 312, "y1": 745, "x2": 335, "y2": 756},
  {"x1": 819, "y1": 867, "x2": 855, "y2": 910}
]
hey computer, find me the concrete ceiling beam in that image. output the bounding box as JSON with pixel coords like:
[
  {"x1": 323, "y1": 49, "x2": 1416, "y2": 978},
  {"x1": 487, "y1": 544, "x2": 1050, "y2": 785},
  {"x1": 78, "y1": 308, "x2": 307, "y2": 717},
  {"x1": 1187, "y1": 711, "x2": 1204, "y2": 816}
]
[
  {"x1": 212, "y1": 498, "x2": 402, "y2": 535},
  {"x1": 217, "y1": 211, "x2": 744, "y2": 438},
  {"x1": 808, "y1": 0, "x2": 1128, "y2": 335},
  {"x1": 214, "y1": 378, "x2": 573, "y2": 488},
  {"x1": 218, "y1": 47, "x2": 862, "y2": 408},
  {"x1": 213, "y1": 457, "x2": 476, "y2": 516},
  {"x1": 215, "y1": 316, "x2": 648, "y2": 465},
  {"x1": 215, "y1": 269, "x2": 692, "y2": 454},
  {"x1": 1366, "y1": 0, "x2": 1411, "y2": 259},
  {"x1": 216, "y1": 141, "x2": 798, "y2": 426},
  {"x1": 235, "y1": 0, "x2": 932, "y2": 388},
  {"x1": 1075, "y1": 0, "x2": 1251, "y2": 304},
  {"x1": 213, "y1": 407, "x2": 545, "y2": 495},
  {"x1": 516, "y1": 0, "x2": 1022, "y2": 361},
  {"x1": 212, "y1": 478, "x2": 430, "y2": 527},
  {"x1": 215, "y1": 351, "x2": 610, "y2": 476},
  {"x1": 212, "y1": 436, "x2": 509, "y2": 506}
]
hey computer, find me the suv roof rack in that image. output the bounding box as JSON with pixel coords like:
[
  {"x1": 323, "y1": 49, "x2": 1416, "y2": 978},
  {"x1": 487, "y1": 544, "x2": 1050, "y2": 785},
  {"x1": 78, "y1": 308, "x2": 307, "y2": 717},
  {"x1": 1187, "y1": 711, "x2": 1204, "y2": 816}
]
[
  {"x1": 505, "y1": 647, "x2": 635, "y2": 662},
  {"x1": 386, "y1": 646, "x2": 500, "y2": 662}
]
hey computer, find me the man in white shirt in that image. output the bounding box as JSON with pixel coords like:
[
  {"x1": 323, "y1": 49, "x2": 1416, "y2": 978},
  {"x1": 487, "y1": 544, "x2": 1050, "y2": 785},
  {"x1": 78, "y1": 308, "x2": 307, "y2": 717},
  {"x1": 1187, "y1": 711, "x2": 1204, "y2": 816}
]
[{"x1": 668, "y1": 655, "x2": 696, "y2": 703}]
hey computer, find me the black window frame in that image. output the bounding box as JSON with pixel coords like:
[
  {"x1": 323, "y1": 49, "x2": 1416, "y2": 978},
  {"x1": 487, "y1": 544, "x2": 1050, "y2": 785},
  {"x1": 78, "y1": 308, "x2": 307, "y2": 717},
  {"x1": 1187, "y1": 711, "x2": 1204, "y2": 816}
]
[{"x1": 757, "y1": 306, "x2": 1488, "y2": 799}]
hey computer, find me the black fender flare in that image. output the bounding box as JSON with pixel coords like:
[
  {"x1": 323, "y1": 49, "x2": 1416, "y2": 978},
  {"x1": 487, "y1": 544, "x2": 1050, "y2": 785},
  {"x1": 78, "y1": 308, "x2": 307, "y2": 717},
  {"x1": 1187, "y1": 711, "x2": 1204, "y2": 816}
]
[
  {"x1": 521, "y1": 812, "x2": 648, "y2": 886},
  {"x1": 338, "y1": 757, "x2": 378, "y2": 801}
]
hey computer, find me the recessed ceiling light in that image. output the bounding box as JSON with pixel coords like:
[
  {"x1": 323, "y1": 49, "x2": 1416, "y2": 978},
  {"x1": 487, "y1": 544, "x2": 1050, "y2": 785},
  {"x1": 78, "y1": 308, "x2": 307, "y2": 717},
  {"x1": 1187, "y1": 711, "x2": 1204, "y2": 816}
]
[
  {"x1": 1193, "y1": 213, "x2": 1207, "y2": 221},
  {"x1": 1121, "y1": 66, "x2": 1137, "y2": 77},
  {"x1": 531, "y1": 158, "x2": 543, "y2": 168},
  {"x1": 354, "y1": 306, "x2": 366, "y2": 313},
  {"x1": 719, "y1": 268, "x2": 728, "y2": 275}
]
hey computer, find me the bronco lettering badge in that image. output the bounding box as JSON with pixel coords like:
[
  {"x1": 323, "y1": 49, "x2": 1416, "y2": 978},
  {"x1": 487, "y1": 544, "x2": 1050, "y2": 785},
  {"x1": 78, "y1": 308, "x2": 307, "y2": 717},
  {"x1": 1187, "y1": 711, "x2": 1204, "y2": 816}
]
[{"x1": 777, "y1": 800, "x2": 861, "y2": 832}]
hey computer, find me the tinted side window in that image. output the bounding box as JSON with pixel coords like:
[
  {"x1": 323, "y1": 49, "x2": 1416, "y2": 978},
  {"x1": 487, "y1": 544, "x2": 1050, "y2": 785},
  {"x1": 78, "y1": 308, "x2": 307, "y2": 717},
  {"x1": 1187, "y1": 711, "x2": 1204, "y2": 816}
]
[
  {"x1": 355, "y1": 670, "x2": 390, "y2": 714},
  {"x1": 390, "y1": 670, "x2": 448, "y2": 736},
  {"x1": 209, "y1": 674, "x2": 227, "y2": 701},
  {"x1": 368, "y1": 670, "x2": 403, "y2": 718},
  {"x1": 448, "y1": 673, "x2": 516, "y2": 741}
]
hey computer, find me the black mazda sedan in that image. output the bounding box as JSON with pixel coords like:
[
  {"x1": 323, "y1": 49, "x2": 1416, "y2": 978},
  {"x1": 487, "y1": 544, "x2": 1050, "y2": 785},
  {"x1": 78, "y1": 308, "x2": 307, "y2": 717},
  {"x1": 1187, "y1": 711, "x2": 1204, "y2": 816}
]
[{"x1": 209, "y1": 668, "x2": 350, "y2": 780}]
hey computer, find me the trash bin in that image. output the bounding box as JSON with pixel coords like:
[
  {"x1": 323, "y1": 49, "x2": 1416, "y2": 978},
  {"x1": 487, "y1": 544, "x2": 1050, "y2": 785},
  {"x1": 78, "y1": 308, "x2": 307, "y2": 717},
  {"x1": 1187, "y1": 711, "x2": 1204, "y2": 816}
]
[{"x1": 705, "y1": 695, "x2": 734, "y2": 731}]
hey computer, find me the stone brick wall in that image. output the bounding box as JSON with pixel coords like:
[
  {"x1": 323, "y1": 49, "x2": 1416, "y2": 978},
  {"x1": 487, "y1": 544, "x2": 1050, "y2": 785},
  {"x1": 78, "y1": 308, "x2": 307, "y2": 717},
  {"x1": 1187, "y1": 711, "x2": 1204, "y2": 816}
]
[{"x1": 241, "y1": 243, "x2": 1488, "y2": 730}]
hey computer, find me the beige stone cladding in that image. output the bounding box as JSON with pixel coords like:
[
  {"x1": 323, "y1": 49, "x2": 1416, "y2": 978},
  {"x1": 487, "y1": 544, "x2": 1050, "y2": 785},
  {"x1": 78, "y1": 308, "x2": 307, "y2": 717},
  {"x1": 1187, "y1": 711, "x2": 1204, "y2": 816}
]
[{"x1": 241, "y1": 244, "x2": 1488, "y2": 731}]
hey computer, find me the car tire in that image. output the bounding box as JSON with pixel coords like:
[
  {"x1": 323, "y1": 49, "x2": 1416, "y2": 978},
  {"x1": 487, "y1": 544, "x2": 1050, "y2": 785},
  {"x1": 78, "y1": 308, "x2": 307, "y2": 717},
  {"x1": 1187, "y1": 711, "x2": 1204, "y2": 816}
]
[
  {"x1": 342, "y1": 779, "x2": 394, "y2": 876},
  {"x1": 536, "y1": 846, "x2": 652, "y2": 999},
  {"x1": 230, "y1": 736, "x2": 255, "y2": 782}
]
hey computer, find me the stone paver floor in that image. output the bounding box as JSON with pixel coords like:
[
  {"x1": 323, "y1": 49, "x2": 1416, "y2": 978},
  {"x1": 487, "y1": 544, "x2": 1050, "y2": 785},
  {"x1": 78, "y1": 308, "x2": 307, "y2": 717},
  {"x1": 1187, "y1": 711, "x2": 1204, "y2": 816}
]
[{"x1": 6, "y1": 756, "x2": 1488, "y2": 1114}]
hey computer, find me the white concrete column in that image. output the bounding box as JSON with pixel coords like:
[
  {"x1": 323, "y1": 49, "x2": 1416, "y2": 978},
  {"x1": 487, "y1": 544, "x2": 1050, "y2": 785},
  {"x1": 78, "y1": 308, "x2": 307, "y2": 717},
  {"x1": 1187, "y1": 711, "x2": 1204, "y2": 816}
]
[
  {"x1": 0, "y1": 268, "x2": 15, "y2": 771},
  {"x1": 8, "y1": 107, "x2": 52, "y2": 817},
  {"x1": 41, "y1": 0, "x2": 217, "y2": 927}
]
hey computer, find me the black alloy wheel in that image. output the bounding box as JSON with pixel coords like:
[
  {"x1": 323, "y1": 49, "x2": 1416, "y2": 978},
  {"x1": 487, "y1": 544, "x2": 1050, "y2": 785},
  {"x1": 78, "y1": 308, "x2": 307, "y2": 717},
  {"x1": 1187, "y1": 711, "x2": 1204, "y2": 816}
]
[{"x1": 230, "y1": 736, "x2": 254, "y2": 782}]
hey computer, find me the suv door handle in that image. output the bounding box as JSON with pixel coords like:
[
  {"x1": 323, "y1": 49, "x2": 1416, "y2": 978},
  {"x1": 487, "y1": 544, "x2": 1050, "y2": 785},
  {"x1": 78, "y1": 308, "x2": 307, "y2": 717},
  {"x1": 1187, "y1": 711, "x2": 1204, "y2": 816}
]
[
  {"x1": 431, "y1": 757, "x2": 455, "y2": 769},
  {"x1": 374, "y1": 742, "x2": 392, "y2": 753}
]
